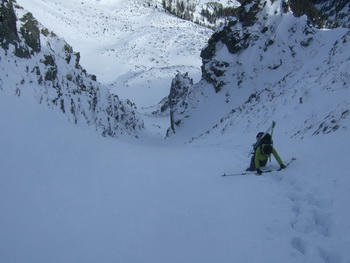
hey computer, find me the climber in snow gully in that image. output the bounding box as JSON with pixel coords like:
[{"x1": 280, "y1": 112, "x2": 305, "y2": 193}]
[{"x1": 246, "y1": 132, "x2": 286, "y2": 175}]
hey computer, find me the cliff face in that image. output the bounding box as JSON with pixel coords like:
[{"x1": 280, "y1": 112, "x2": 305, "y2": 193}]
[
  {"x1": 165, "y1": 72, "x2": 194, "y2": 137},
  {"x1": 0, "y1": 0, "x2": 144, "y2": 138}
]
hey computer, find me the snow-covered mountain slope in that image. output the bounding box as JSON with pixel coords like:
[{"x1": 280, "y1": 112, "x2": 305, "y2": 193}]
[
  {"x1": 1, "y1": 0, "x2": 350, "y2": 262},
  {"x1": 166, "y1": 0, "x2": 350, "y2": 142},
  {"x1": 1, "y1": 69, "x2": 350, "y2": 263},
  {"x1": 0, "y1": 0, "x2": 144, "y2": 138},
  {"x1": 15, "y1": 0, "x2": 213, "y2": 107}
]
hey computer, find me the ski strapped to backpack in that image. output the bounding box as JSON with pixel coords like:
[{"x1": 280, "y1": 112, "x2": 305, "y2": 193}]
[{"x1": 248, "y1": 121, "x2": 276, "y2": 156}]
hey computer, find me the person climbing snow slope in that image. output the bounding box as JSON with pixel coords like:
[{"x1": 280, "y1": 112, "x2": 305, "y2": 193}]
[{"x1": 247, "y1": 132, "x2": 286, "y2": 175}]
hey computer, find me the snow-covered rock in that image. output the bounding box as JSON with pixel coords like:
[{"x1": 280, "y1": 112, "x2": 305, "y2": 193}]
[
  {"x1": 166, "y1": 72, "x2": 194, "y2": 136},
  {"x1": 165, "y1": 0, "x2": 350, "y2": 141},
  {"x1": 0, "y1": 0, "x2": 144, "y2": 138},
  {"x1": 314, "y1": 0, "x2": 350, "y2": 28}
]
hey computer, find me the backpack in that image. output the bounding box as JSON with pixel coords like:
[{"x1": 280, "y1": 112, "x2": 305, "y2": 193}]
[{"x1": 254, "y1": 132, "x2": 273, "y2": 155}]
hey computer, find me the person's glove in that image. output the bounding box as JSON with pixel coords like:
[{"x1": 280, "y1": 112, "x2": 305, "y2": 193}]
[
  {"x1": 256, "y1": 168, "x2": 263, "y2": 175},
  {"x1": 280, "y1": 164, "x2": 286, "y2": 170}
]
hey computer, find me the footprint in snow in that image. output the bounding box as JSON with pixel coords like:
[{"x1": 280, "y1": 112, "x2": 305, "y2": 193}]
[
  {"x1": 288, "y1": 192, "x2": 331, "y2": 237},
  {"x1": 286, "y1": 190, "x2": 341, "y2": 261}
]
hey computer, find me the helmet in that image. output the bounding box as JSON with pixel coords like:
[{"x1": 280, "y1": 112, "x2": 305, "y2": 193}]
[
  {"x1": 256, "y1": 132, "x2": 272, "y2": 143},
  {"x1": 256, "y1": 132, "x2": 264, "y2": 140}
]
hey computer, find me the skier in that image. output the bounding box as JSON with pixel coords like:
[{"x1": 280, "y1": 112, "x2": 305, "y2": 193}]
[{"x1": 246, "y1": 132, "x2": 286, "y2": 175}]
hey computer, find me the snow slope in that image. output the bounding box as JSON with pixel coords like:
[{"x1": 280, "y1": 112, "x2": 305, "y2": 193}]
[
  {"x1": 15, "y1": 0, "x2": 213, "y2": 107},
  {"x1": 1, "y1": 83, "x2": 350, "y2": 263}
]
